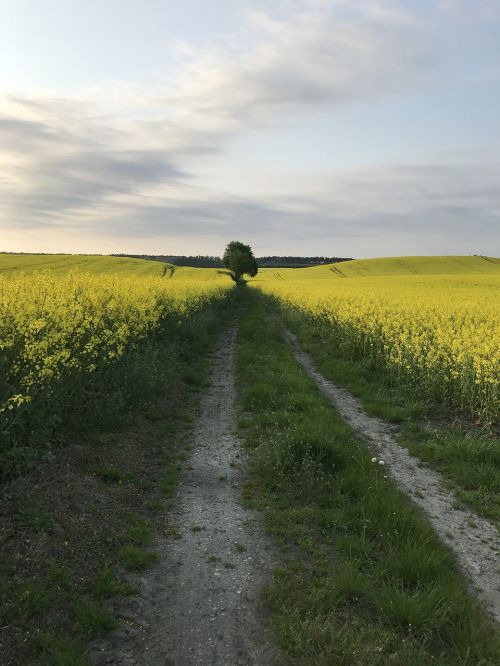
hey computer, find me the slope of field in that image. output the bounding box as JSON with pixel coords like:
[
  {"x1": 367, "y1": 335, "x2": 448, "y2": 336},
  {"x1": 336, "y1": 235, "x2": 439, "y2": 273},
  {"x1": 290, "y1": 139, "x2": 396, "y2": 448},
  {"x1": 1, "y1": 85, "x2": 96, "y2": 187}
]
[
  {"x1": 0, "y1": 253, "x2": 168, "y2": 276},
  {"x1": 254, "y1": 254, "x2": 500, "y2": 281},
  {"x1": 0, "y1": 253, "x2": 228, "y2": 281}
]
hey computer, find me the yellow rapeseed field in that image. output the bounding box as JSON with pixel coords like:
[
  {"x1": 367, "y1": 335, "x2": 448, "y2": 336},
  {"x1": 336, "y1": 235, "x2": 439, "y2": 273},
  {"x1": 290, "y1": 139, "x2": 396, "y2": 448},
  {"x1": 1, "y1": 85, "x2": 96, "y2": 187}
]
[
  {"x1": 0, "y1": 267, "x2": 231, "y2": 443},
  {"x1": 252, "y1": 259, "x2": 500, "y2": 423}
]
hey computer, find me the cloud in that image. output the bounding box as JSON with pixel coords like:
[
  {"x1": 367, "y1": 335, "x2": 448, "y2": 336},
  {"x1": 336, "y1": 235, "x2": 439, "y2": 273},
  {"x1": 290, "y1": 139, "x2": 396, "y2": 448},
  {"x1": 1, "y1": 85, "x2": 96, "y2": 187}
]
[
  {"x1": 274, "y1": 162, "x2": 500, "y2": 245},
  {"x1": 2, "y1": 1, "x2": 497, "y2": 258},
  {"x1": 23, "y1": 160, "x2": 497, "y2": 256},
  {"x1": 166, "y1": 5, "x2": 428, "y2": 139},
  {"x1": 0, "y1": 1, "x2": 431, "y2": 237}
]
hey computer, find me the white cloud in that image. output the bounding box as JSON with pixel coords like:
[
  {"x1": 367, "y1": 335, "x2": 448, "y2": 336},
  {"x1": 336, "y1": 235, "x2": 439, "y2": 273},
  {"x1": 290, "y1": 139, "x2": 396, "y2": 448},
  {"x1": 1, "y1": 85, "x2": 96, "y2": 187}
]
[
  {"x1": 0, "y1": 2, "x2": 429, "y2": 237},
  {"x1": 1, "y1": 0, "x2": 497, "y2": 258},
  {"x1": 166, "y1": 5, "x2": 427, "y2": 139}
]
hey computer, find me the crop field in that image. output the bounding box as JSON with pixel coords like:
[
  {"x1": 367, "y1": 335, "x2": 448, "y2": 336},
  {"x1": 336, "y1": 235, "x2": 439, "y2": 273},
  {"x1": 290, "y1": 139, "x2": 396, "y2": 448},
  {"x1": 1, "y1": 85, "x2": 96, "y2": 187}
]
[
  {"x1": 0, "y1": 254, "x2": 169, "y2": 276},
  {"x1": 252, "y1": 256, "x2": 500, "y2": 424},
  {"x1": 1, "y1": 253, "x2": 500, "y2": 665},
  {"x1": 0, "y1": 255, "x2": 231, "y2": 479}
]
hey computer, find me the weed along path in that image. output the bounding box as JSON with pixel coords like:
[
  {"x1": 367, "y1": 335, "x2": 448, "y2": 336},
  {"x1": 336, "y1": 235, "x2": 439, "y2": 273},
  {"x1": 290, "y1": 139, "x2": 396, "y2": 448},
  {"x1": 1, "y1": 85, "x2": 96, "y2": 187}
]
[
  {"x1": 95, "y1": 328, "x2": 278, "y2": 666},
  {"x1": 284, "y1": 329, "x2": 500, "y2": 624}
]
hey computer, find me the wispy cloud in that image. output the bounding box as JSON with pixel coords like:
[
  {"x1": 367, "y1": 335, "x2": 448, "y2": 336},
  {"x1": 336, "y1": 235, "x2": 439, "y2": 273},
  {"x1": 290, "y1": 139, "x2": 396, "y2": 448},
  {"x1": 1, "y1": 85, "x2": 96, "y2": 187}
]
[
  {"x1": 25, "y1": 160, "x2": 497, "y2": 254},
  {"x1": 0, "y1": 1, "x2": 497, "y2": 256},
  {"x1": 0, "y1": 2, "x2": 429, "y2": 237},
  {"x1": 166, "y1": 5, "x2": 427, "y2": 138}
]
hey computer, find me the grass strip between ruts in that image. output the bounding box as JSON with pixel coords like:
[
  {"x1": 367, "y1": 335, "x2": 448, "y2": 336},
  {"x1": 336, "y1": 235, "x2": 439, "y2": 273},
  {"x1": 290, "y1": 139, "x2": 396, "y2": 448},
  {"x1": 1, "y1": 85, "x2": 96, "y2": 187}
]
[
  {"x1": 279, "y1": 304, "x2": 500, "y2": 526},
  {"x1": 235, "y1": 288, "x2": 500, "y2": 666}
]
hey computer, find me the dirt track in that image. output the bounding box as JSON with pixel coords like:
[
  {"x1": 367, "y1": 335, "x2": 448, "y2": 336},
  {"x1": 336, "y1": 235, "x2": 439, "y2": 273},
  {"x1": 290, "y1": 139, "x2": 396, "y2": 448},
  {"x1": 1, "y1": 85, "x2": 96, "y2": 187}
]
[
  {"x1": 88, "y1": 324, "x2": 500, "y2": 666},
  {"x1": 90, "y1": 329, "x2": 278, "y2": 665},
  {"x1": 285, "y1": 329, "x2": 500, "y2": 623}
]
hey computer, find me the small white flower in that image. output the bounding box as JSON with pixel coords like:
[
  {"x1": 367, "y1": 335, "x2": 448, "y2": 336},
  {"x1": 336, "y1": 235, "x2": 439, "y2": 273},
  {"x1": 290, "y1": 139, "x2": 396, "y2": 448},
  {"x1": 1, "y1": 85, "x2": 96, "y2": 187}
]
[
  {"x1": 378, "y1": 460, "x2": 385, "y2": 466},
  {"x1": 371, "y1": 457, "x2": 377, "y2": 463}
]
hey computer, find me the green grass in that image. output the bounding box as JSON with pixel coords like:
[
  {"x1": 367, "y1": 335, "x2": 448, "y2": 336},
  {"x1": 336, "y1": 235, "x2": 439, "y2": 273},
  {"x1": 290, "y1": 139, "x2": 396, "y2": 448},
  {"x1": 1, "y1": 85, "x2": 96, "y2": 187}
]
[
  {"x1": 90, "y1": 465, "x2": 127, "y2": 484},
  {"x1": 126, "y1": 513, "x2": 155, "y2": 546},
  {"x1": 75, "y1": 600, "x2": 118, "y2": 636},
  {"x1": 145, "y1": 497, "x2": 165, "y2": 512},
  {"x1": 402, "y1": 424, "x2": 500, "y2": 523},
  {"x1": 160, "y1": 467, "x2": 181, "y2": 497},
  {"x1": 283, "y1": 305, "x2": 500, "y2": 525},
  {"x1": 16, "y1": 501, "x2": 55, "y2": 533},
  {"x1": 31, "y1": 633, "x2": 87, "y2": 666},
  {"x1": 17, "y1": 580, "x2": 61, "y2": 620},
  {"x1": 93, "y1": 567, "x2": 134, "y2": 598},
  {"x1": 118, "y1": 545, "x2": 158, "y2": 571},
  {"x1": 235, "y1": 288, "x2": 500, "y2": 665}
]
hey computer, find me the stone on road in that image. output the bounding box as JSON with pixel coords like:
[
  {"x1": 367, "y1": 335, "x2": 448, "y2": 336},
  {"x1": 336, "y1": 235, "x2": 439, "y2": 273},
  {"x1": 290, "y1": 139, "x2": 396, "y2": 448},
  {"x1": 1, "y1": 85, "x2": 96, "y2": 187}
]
[{"x1": 92, "y1": 328, "x2": 279, "y2": 666}]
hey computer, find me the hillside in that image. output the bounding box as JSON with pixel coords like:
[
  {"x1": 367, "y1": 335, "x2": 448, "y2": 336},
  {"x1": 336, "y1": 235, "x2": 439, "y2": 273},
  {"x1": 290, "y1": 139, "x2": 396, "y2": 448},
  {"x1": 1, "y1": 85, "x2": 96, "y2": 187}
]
[
  {"x1": 2, "y1": 253, "x2": 499, "y2": 283},
  {"x1": 0, "y1": 254, "x2": 225, "y2": 280},
  {"x1": 253, "y1": 255, "x2": 500, "y2": 281}
]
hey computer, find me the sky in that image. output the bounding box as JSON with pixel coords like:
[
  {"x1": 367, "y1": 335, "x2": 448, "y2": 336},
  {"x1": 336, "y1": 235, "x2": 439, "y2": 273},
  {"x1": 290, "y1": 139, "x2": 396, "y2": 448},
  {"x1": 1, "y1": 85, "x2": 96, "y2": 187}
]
[{"x1": 0, "y1": 0, "x2": 499, "y2": 258}]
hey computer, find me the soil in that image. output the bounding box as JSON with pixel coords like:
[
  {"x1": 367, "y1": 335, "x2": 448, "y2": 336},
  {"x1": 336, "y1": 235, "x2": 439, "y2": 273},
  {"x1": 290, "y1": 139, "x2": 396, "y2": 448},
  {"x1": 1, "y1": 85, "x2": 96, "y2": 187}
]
[
  {"x1": 92, "y1": 329, "x2": 280, "y2": 665},
  {"x1": 284, "y1": 329, "x2": 500, "y2": 624},
  {"x1": 0, "y1": 407, "x2": 181, "y2": 665}
]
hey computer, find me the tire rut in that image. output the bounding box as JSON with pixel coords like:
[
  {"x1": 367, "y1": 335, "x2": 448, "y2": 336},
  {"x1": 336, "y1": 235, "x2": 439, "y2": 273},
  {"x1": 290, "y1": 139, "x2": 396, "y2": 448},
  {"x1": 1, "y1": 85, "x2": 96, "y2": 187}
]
[
  {"x1": 90, "y1": 328, "x2": 279, "y2": 666},
  {"x1": 284, "y1": 329, "x2": 500, "y2": 624}
]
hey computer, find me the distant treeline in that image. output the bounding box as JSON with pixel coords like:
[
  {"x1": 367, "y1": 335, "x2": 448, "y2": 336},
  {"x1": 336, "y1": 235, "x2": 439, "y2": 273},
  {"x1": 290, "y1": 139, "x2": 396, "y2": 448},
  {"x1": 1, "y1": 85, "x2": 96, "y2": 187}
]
[
  {"x1": 256, "y1": 256, "x2": 353, "y2": 268},
  {"x1": 112, "y1": 254, "x2": 353, "y2": 268},
  {"x1": 112, "y1": 254, "x2": 224, "y2": 267}
]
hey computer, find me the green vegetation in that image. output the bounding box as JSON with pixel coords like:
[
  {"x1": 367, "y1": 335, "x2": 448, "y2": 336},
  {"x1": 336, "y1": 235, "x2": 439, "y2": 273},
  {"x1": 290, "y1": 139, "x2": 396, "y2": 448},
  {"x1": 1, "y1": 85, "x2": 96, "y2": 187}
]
[
  {"x1": 283, "y1": 305, "x2": 500, "y2": 525},
  {"x1": 0, "y1": 266, "x2": 231, "y2": 481},
  {"x1": 1, "y1": 254, "x2": 499, "y2": 665},
  {"x1": 253, "y1": 255, "x2": 500, "y2": 282},
  {"x1": 118, "y1": 546, "x2": 158, "y2": 571},
  {"x1": 223, "y1": 240, "x2": 258, "y2": 284},
  {"x1": 0, "y1": 281, "x2": 235, "y2": 665},
  {"x1": 75, "y1": 600, "x2": 118, "y2": 637},
  {"x1": 236, "y1": 288, "x2": 500, "y2": 665},
  {"x1": 16, "y1": 501, "x2": 55, "y2": 533},
  {"x1": 93, "y1": 567, "x2": 134, "y2": 598},
  {"x1": 0, "y1": 253, "x2": 169, "y2": 276}
]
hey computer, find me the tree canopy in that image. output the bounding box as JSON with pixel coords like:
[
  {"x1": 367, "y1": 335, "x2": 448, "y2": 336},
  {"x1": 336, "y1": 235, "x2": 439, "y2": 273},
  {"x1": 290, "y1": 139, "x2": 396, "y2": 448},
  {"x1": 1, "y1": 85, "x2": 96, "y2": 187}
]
[{"x1": 223, "y1": 241, "x2": 258, "y2": 284}]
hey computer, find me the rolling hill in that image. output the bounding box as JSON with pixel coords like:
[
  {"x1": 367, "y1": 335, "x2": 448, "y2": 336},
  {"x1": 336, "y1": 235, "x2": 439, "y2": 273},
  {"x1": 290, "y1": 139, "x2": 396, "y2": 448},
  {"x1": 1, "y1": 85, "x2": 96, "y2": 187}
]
[{"x1": 253, "y1": 255, "x2": 500, "y2": 281}]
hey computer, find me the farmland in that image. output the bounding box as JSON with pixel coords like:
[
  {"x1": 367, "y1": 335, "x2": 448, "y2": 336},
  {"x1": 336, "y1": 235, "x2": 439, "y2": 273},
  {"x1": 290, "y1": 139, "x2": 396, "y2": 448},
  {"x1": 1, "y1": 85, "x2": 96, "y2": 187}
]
[
  {"x1": 251, "y1": 256, "x2": 500, "y2": 526},
  {"x1": 0, "y1": 256, "x2": 232, "y2": 479},
  {"x1": 252, "y1": 256, "x2": 500, "y2": 423},
  {"x1": 1, "y1": 253, "x2": 500, "y2": 665}
]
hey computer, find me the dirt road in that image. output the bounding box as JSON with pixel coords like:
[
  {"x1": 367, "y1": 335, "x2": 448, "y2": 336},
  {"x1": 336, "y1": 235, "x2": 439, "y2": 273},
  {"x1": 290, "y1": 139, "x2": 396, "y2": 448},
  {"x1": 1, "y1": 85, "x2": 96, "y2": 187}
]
[
  {"x1": 285, "y1": 329, "x2": 500, "y2": 623},
  {"x1": 91, "y1": 329, "x2": 278, "y2": 665}
]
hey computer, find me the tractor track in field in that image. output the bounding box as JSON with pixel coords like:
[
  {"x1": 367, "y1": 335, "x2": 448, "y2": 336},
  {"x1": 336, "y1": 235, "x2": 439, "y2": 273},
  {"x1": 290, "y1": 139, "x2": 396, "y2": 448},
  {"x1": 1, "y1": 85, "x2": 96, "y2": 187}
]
[
  {"x1": 89, "y1": 329, "x2": 279, "y2": 666},
  {"x1": 284, "y1": 329, "x2": 500, "y2": 624}
]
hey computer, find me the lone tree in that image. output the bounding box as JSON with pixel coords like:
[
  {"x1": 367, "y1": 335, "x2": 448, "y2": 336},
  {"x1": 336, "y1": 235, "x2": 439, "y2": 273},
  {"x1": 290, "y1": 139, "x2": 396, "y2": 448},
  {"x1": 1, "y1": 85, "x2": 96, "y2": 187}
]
[{"x1": 223, "y1": 241, "x2": 258, "y2": 284}]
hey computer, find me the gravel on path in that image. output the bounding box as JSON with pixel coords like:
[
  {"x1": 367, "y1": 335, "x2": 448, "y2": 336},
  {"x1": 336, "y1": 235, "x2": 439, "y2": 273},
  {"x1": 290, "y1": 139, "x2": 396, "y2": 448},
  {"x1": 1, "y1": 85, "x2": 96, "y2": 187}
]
[
  {"x1": 90, "y1": 329, "x2": 279, "y2": 666},
  {"x1": 284, "y1": 329, "x2": 500, "y2": 624}
]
